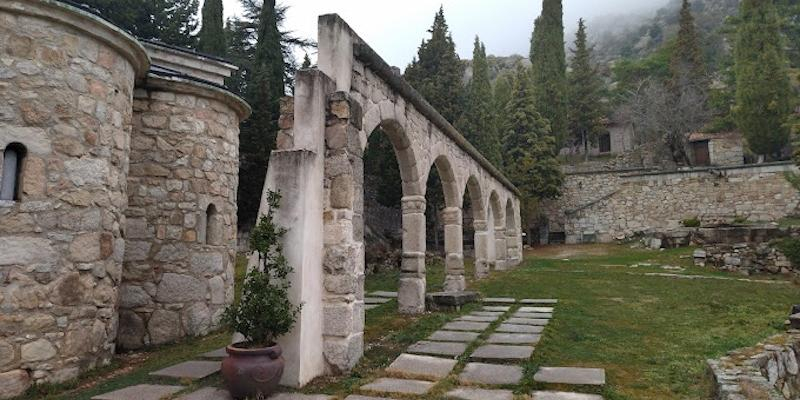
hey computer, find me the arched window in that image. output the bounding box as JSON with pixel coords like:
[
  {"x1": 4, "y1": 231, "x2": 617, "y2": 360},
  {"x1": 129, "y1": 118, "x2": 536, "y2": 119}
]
[
  {"x1": 205, "y1": 204, "x2": 220, "y2": 245},
  {"x1": 0, "y1": 143, "x2": 26, "y2": 201}
]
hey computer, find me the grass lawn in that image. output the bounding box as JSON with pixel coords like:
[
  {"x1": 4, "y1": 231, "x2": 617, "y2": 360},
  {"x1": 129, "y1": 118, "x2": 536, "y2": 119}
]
[{"x1": 18, "y1": 244, "x2": 800, "y2": 399}]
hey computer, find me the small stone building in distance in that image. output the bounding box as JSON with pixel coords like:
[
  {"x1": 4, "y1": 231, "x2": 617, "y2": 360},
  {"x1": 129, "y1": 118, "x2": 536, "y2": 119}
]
[{"x1": 0, "y1": 1, "x2": 251, "y2": 397}]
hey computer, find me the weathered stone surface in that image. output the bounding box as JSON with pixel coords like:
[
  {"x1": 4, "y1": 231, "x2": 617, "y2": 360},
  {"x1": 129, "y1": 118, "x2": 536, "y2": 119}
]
[
  {"x1": 521, "y1": 299, "x2": 558, "y2": 305},
  {"x1": 156, "y1": 273, "x2": 207, "y2": 303},
  {"x1": 20, "y1": 339, "x2": 56, "y2": 362},
  {"x1": 344, "y1": 396, "x2": 396, "y2": 400},
  {"x1": 269, "y1": 394, "x2": 335, "y2": 400},
  {"x1": 0, "y1": 237, "x2": 56, "y2": 266},
  {"x1": 0, "y1": 341, "x2": 16, "y2": 369},
  {"x1": 149, "y1": 361, "x2": 221, "y2": 380},
  {"x1": 487, "y1": 333, "x2": 541, "y2": 345},
  {"x1": 407, "y1": 341, "x2": 467, "y2": 357},
  {"x1": 386, "y1": 354, "x2": 457, "y2": 379},
  {"x1": 91, "y1": 384, "x2": 185, "y2": 400},
  {"x1": 370, "y1": 291, "x2": 398, "y2": 298},
  {"x1": 483, "y1": 306, "x2": 511, "y2": 312},
  {"x1": 530, "y1": 392, "x2": 604, "y2": 400},
  {"x1": 514, "y1": 312, "x2": 553, "y2": 319},
  {"x1": 534, "y1": 367, "x2": 606, "y2": 386},
  {"x1": 472, "y1": 311, "x2": 504, "y2": 317},
  {"x1": 148, "y1": 310, "x2": 181, "y2": 345},
  {"x1": 360, "y1": 378, "x2": 434, "y2": 395},
  {"x1": 459, "y1": 362, "x2": 523, "y2": 385},
  {"x1": 182, "y1": 303, "x2": 212, "y2": 336},
  {"x1": 496, "y1": 324, "x2": 544, "y2": 334},
  {"x1": 518, "y1": 307, "x2": 554, "y2": 313},
  {"x1": 426, "y1": 291, "x2": 479, "y2": 311},
  {"x1": 483, "y1": 297, "x2": 516, "y2": 304},
  {"x1": 446, "y1": 387, "x2": 514, "y2": 400},
  {"x1": 175, "y1": 387, "x2": 232, "y2": 400},
  {"x1": 506, "y1": 318, "x2": 549, "y2": 326},
  {"x1": 201, "y1": 348, "x2": 228, "y2": 359},
  {"x1": 364, "y1": 297, "x2": 391, "y2": 304},
  {"x1": 428, "y1": 331, "x2": 480, "y2": 343},
  {"x1": 190, "y1": 252, "x2": 224, "y2": 276},
  {"x1": 442, "y1": 321, "x2": 490, "y2": 332},
  {"x1": 458, "y1": 315, "x2": 498, "y2": 323},
  {"x1": 470, "y1": 345, "x2": 534, "y2": 361},
  {"x1": 0, "y1": 370, "x2": 30, "y2": 399}
]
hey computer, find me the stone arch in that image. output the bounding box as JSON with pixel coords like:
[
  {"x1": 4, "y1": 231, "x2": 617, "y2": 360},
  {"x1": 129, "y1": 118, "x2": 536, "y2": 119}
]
[
  {"x1": 0, "y1": 143, "x2": 26, "y2": 201},
  {"x1": 364, "y1": 118, "x2": 422, "y2": 196},
  {"x1": 463, "y1": 175, "x2": 491, "y2": 278},
  {"x1": 487, "y1": 191, "x2": 508, "y2": 270},
  {"x1": 505, "y1": 198, "x2": 521, "y2": 266},
  {"x1": 423, "y1": 154, "x2": 465, "y2": 292}
]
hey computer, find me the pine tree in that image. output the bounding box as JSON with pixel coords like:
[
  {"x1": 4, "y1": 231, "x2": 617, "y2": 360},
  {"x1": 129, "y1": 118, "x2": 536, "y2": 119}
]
[
  {"x1": 670, "y1": 0, "x2": 706, "y2": 90},
  {"x1": 404, "y1": 7, "x2": 465, "y2": 124},
  {"x1": 237, "y1": 0, "x2": 287, "y2": 228},
  {"x1": 461, "y1": 37, "x2": 502, "y2": 166},
  {"x1": 529, "y1": 0, "x2": 569, "y2": 148},
  {"x1": 734, "y1": 0, "x2": 794, "y2": 159},
  {"x1": 78, "y1": 0, "x2": 199, "y2": 48},
  {"x1": 503, "y1": 65, "x2": 563, "y2": 230},
  {"x1": 301, "y1": 54, "x2": 312, "y2": 69},
  {"x1": 568, "y1": 19, "x2": 605, "y2": 160},
  {"x1": 493, "y1": 72, "x2": 514, "y2": 119},
  {"x1": 198, "y1": 0, "x2": 226, "y2": 56}
]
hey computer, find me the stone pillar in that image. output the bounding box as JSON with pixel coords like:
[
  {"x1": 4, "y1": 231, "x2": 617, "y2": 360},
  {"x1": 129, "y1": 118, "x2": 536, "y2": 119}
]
[
  {"x1": 442, "y1": 207, "x2": 466, "y2": 292},
  {"x1": 400, "y1": 195, "x2": 427, "y2": 313},
  {"x1": 495, "y1": 227, "x2": 508, "y2": 271},
  {"x1": 506, "y1": 228, "x2": 520, "y2": 267},
  {"x1": 473, "y1": 219, "x2": 490, "y2": 279}
]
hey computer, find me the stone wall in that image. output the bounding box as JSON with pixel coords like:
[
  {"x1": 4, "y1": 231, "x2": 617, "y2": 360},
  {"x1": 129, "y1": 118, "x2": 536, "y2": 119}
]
[
  {"x1": 695, "y1": 243, "x2": 797, "y2": 277},
  {"x1": 0, "y1": 0, "x2": 148, "y2": 396},
  {"x1": 709, "y1": 333, "x2": 800, "y2": 399},
  {"x1": 117, "y1": 79, "x2": 242, "y2": 350},
  {"x1": 544, "y1": 162, "x2": 800, "y2": 243}
]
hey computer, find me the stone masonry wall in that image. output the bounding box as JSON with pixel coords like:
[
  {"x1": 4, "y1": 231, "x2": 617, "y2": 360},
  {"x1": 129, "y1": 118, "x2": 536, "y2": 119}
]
[
  {"x1": 117, "y1": 82, "x2": 240, "y2": 350},
  {"x1": 544, "y1": 163, "x2": 800, "y2": 243},
  {"x1": 0, "y1": 2, "x2": 143, "y2": 396}
]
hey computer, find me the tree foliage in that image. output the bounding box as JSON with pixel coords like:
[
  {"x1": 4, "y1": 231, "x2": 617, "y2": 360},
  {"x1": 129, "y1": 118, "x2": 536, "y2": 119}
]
[
  {"x1": 529, "y1": 0, "x2": 569, "y2": 148},
  {"x1": 503, "y1": 65, "x2": 563, "y2": 228},
  {"x1": 404, "y1": 7, "x2": 465, "y2": 124},
  {"x1": 670, "y1": 0, "x2": 706, "y2": 90},
  {"x1": 460, "y1": 37, "x2": 502, "y2": 166},
  {"x1": 734, "y1": 0, "x2": 794, "y2": 159},
  {"x1": 567, "y1": 19, "x2": 606, "y2": 159},
  {"x1": 76, "y1": 0, "x2": 199, "y2": 48},
  {"x1": 223, "y1": 191, "x2": 300, "y2": 347},
  {"x1": 197, "y1": 0, "x2": 225, "y2": 56}
]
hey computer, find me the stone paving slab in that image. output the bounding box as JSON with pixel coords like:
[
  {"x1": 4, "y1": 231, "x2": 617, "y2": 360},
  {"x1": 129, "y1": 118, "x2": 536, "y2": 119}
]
[
  {"x1": 470, "y1": 344, "x2": 534, "y2": 361},
  {"x1": 483, "y1": 306, "x2": 511, "y2": 312},
  {"x1": 514, "y1": 312, "x2": 553, "y2": 319},
  {"x1": 534, "y1": 367, "x2": 606, "y2": 386},
  {"x1": 506, "y1": 317, "x2": 549, "y2": 325},
  {"x1": 483, "y1": 297, "x2": 516, "y2": 304},
  {"x1": 345, "y1": 396, "x2": 398, "y2": 400},
  {"x1": 360, "y1": 378, "x2": 434, "y2": 395},
  {"x1": 408, "y1": 340, "x2": 467, "y2": 357},
  {"x1": 530, "y1": 391, "x2": 603, "y2": 400},
  {"x1": 371, "y1": 291, "x2": 398, "y2": 298},
  {"x1": 472, "y1": 311, "x2": 505, "y2": 317},
  {"x1": 149, "y1": 360, "x2": 220, "y2": 380},
  {"x1": 270, "y1": 394, "x2": 335, "y2": 400},
  {"x1": 201, "y1": 347, "x2": 228, "y2": 359},
  {"x1": 365, "y1": 297, "x2": 392, "y2": 304},
  {"x1": 176, "y1": 387, "x2": 231, "y2": 400},
  {"x1": 442, "y1": 321, "x2": 490, "y2": 332},
  {"x1": 458, "y1": 315, "x2": 499, "y2": 323},
  {"x1": 446, "y1": 387, "x2": 514, "y2": 400},
  {"x1": 497, "y1": 324, "x2": 544, "y2": 334},
  {"x1": 521, "y1": 299, "x2": 559, "y2": 305},
  {"x1": 459, "y1": 362, "x2": 523, "y2": 385},
  {"x1": 428, "y1": 330, "x2": 480, "y2": 343},
  {"x1": 92, "y1": 384, "x2": 185, "y2": 400},
  {"x1": 487, "y1": 333, "x2": 541, "y2": 345},
  {"x1": 386, "y1": 353, "x2": 457, "y2": 379},
  {"x1": 519, "y1": 306, "x2": 554, "y2": 313}
]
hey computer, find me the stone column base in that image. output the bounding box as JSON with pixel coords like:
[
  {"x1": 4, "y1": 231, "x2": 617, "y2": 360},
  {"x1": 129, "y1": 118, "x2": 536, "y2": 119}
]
[{"x1": 443, "y1": 274, "x2": 466, "y2": 292}]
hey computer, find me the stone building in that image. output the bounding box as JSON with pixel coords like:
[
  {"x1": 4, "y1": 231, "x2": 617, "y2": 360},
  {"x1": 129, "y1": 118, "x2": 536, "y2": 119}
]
[
  {"x1": 688, "y1": 132, "x2": 744, "y2": 167},
  {"x1": 0, "y1": 1, "x2": 250, "y2": 398}
]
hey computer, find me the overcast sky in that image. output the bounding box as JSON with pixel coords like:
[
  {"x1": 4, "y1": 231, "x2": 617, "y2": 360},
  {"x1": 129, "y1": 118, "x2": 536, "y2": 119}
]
[{"x1": 220, "y1": 0, "x2": 668, "y2": 68}]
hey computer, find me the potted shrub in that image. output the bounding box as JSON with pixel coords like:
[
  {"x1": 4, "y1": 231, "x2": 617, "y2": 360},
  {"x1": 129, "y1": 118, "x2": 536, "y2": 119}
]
[{"x1": 221, "y1": 190, "x2": 301, "y2": 399}]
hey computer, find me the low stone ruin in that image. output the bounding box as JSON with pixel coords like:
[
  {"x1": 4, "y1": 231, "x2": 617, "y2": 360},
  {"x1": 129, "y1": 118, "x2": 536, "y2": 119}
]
[{"x1": 694, "y1": 244, "x2": 796, "y2": 276}]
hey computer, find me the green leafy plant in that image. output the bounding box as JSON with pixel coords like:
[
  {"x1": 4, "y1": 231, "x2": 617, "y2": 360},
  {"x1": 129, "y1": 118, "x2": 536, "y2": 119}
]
[
  {"x1": 776, "y1": 238, "x2": 800, "y2": 267},
  {"x1": 222, "y1": 190, "x2": 300, "y2": 347},
  {"x1": 682, "y1": 217, "x2": 701, "y2": 227}
]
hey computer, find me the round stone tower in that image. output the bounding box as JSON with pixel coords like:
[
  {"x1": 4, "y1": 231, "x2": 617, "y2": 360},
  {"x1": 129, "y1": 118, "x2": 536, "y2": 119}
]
[{"x1": 0, "y1": 0, "x2": 149, "y2": 396}]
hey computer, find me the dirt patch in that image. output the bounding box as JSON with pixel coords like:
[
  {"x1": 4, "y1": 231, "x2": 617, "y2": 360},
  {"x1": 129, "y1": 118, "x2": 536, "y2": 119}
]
[{"x1": 525, "y1": 244, "x2": 616, "y2": 259}]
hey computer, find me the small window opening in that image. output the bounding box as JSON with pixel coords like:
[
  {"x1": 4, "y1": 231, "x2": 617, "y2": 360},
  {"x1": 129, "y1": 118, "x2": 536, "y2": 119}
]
[
  {"x1": 0, "y1": 143, "x2": 26, "y2": 201},
  {"x1": 205, "y1": 204, "x2": 220, "y2": 245}
]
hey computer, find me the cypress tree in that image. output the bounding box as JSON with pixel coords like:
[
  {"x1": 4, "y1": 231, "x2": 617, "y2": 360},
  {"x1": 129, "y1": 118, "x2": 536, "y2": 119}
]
[
  {"x1": 237, "y1": 0, "x2": 287, "y2": 227},
  {"x1": 567, "y1": 19, "x2": 605, "y2": 161},
  {"x1": 198, "y1": 0, "x2": 225, "y2": 56},
  {"x1": 529, "y1": 0, "x2": 568, "y2": 148},
  {"x1": 461, "y1": 37, "x2": 502, "y2": 166},
  {"x1": 670, "y1": 0, "x2": 706, "y2": 90},
  {"x1": 78, "y1": 0, "x2": 199, "y2": 48},
  {"x1": 404, "y1": 7, "x2": 465, "y2": 124},
  {"x1": 734, "y1": 0, "x2": 793, "y2": 159},
  {"x1": 301, "y1": 54, "x2": 312, "y2": 69},
  {"x1": 504, "y1": 64, "x2": 563, "y2": 229}
]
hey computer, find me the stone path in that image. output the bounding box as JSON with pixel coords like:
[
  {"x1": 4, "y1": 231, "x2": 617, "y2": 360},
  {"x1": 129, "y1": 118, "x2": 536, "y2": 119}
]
[
  {"x1": 92, "y1": 384, "x2": 185, "y2": 400},
  {"x1": 149, "y1": 360, "x2": 221, "y2": 380},
  {"x1": 534, "y1": 367, "x2": 606, "y2": 386}
]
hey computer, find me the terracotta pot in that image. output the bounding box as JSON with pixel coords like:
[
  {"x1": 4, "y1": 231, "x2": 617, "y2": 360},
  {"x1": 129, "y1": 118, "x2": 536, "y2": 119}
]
[{"x1": 221, "y1": 343, "x2": 284, "y2": 399}]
